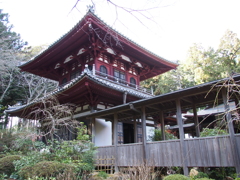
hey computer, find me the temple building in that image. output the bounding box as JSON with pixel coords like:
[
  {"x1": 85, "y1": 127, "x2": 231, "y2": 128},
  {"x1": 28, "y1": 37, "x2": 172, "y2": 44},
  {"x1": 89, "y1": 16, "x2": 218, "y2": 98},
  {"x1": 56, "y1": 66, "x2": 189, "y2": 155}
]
[
  {"x1": 6, "y1": 12, "x2": 240, "y2": 176},
  {"x1": 7, "y1": 11, "x2": 177, "y2": 146}
]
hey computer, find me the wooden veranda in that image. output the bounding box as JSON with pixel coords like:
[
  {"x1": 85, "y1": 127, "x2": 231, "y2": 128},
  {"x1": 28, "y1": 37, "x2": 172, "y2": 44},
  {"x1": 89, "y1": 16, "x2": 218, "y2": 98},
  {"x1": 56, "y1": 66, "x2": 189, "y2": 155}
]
[{"x1": 77, "y1": 75, "x2": 240, "y2": 176}]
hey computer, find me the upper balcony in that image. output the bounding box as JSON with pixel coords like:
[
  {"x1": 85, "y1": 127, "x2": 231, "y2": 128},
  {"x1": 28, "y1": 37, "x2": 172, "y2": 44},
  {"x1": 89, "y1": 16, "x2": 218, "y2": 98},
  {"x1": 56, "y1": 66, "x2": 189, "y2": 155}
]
[{"x1": 58, "y1": 65, "x2": 153, "y2": 96}]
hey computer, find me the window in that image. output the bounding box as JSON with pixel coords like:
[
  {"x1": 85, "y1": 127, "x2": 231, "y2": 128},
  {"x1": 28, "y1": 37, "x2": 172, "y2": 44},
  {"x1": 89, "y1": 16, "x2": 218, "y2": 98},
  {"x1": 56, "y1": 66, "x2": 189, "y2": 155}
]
[
  {"x1": 114, "y1": 69, "x2": 126, "y2": 84},
  {"x1": 130, "y1": 77, "x2": 136, "y2": 87},
  {"x1": 100, "y1": 65, "x2": 107, "y2": 75}
]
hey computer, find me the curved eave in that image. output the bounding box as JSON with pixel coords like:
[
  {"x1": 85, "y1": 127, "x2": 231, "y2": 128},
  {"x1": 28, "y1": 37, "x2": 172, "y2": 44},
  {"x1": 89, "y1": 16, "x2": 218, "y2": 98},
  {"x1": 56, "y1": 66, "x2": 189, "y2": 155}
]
[
  {"x1": 7, "y1": 72, "x2": 153, "y2": 118},
  {"x1": 19, "y1": 14, "x2": 91, "y2": 72}
]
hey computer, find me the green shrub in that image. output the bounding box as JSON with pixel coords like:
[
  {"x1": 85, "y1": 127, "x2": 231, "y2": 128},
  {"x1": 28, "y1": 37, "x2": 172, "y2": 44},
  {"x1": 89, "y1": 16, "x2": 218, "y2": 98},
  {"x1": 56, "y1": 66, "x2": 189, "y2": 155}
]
[
  {"x1": 0, "y1": 155, "x2": 21, "y2": 176},
  {"x1": 207, "y1": 167, "x2": 236, "y2": 179},
  {"x1": 0, "y1": 129, "x2": 16, "y2": 152},
  {"x1": 194, "y1": 172, "x2": 209, "y2": 179},
  {"x1": 200, "y1": 128, "x2": 228, "y2": 137},
  {"x1": 19, "y1": 161, "x2": 76, "y2": 179},
  {"x1": 0, "y1": 153, "x2": 6, "y2": 158},
  {"x1": 13, "y1": 151, "x2": 44, "y2": 173},
  {"x1": 97, "y1": 171, "x2": 108, "y2": 179},
  {"x1": 149, "y1": 129, "x2": 177, "y2": 141},
  {"x1": 195, "y1": 178, "x2": 214, "y2": 180},
  {"x1": 163, "y1": 174, "x2": 190, "y2": 180}
]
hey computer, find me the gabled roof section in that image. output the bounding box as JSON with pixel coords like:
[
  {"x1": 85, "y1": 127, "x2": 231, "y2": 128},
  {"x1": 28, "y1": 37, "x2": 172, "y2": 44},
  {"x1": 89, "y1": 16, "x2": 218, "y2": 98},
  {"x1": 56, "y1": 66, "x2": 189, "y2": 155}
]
[{"x1": 19, "y1": 11, "x2": 177, "y2": 80}]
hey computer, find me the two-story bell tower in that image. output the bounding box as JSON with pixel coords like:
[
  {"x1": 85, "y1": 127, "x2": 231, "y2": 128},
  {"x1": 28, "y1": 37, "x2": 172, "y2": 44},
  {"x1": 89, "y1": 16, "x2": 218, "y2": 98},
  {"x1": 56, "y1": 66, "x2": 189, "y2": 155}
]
[{"x1": 8, "y1": 11, "x2": 177, "y2": 145}]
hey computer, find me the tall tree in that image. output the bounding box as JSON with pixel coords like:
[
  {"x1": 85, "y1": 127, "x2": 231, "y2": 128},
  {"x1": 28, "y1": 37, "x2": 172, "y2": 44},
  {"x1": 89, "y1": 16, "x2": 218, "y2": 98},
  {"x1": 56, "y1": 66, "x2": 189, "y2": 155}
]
[
  {"x1": 20, "y1": 45, "x2": 58, "y2": 104},
  {"x1": 0, "y1": 10, "x2": 57, "y2": 128},
  {"x1": 217, "y1": 30, "x2": 240, "y2": 75},
  {"x1": 142, "y1": 61, "x2": 195, "y2": 95},
  {"x1": 142, "y1": 30, "x2": 240, "y2": 95},
  {"x1": 0, "y1": 9, "x2": 27, "y2": 106}
]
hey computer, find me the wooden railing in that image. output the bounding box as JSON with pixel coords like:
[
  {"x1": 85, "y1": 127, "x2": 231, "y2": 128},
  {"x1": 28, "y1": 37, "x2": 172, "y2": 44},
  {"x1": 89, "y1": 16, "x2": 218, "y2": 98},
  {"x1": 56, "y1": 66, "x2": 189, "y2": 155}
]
[
  {"x1": 96, "y1": 134, "x2": 240, "y2": 167},
  {"x1": 58, "y1": 70, "x2": 152, "y2": 95},
  {"x1": 94, "y1": 70, "x2": 151, "y2": 94}
]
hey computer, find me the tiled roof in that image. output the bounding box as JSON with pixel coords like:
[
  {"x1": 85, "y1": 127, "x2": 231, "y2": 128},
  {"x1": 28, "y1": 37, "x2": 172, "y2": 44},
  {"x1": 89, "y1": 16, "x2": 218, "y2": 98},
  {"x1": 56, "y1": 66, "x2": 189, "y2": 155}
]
[
  {"x1": 7, "y1": 70, "x2": 153, "y2": 114},
  {"x1": 19, "y1": 11, "x2": 177, "y2": 68}
]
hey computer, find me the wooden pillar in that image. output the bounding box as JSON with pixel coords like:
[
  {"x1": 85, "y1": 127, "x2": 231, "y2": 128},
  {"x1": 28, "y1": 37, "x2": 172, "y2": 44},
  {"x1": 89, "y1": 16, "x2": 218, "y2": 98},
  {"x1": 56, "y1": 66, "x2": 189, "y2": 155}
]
[
  {"x1": 113, "y1": 113, "x2": 119, "y2": 172},
  {"x1": 112, "y1": 120, "x2": 114, "y2": 145},
  {"x1": 176, "y1": 98, "x2": 189, "y2": 176},
  {"x1": 222, "y1": 88, "x2": 240, "y2": 176},
  {"x1": 159, "y1": 110, "x2": 166, "y2": 140},
  {"x1": 192, "y1": 103, "x2": 200, "y2": 137},
  {"x1": 90, "y1": 107, "x2": 96, "y2": 144},
  {"x1": 90, "y1": 118, "x2": 95, "y2": 144},
  {"x1": 141, "y1": 106, "x2": 148, "y2": 161},
  {"x1": 134, "y1": 117, "x2": 138, "y2": 143},
  {"x1": 123, "y1": 91, "x2": 127, "y2": 104}
]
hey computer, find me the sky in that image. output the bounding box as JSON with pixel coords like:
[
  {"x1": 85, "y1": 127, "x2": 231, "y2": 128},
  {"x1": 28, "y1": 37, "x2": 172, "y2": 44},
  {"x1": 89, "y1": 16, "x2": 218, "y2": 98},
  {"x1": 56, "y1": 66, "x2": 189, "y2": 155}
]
[{"x1": 1, "y1": 0, "x2": 240, "y2": 62}]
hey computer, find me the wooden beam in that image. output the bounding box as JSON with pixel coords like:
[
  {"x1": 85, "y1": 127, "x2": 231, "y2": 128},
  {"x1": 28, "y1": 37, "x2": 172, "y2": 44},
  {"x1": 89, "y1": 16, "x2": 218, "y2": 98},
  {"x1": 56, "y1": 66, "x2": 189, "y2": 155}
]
[
  {"x1": 222, "y1": 88, "x2": 240, "y2": 177},
  {"x1": 176, "y1": 98, "x2": 189, "y2": 176},
  {"x1": 182, "y1": 97, "x2": 193, "y2": 103}
]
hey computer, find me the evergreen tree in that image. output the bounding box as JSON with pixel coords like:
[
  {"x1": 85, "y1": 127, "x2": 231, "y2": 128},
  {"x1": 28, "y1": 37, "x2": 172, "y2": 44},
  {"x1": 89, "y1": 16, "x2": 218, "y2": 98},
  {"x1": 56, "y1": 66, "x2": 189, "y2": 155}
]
[
  {"x1": 0, "y1": 9, "x2": 27, "y2": 106},
  {"x1": 143, "y1": 30, "x2": 240, "y2": 95}
]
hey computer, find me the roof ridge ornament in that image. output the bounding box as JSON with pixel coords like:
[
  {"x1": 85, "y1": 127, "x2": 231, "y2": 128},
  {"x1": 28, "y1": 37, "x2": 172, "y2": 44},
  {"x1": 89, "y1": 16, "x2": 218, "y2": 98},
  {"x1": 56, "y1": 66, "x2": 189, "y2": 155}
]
[
  {"x1": 87, "y1": 5, "x2": 95, "y2": 13},
  {"x1": 83, "y1": 64, "x2": 91, "y2": 74}
]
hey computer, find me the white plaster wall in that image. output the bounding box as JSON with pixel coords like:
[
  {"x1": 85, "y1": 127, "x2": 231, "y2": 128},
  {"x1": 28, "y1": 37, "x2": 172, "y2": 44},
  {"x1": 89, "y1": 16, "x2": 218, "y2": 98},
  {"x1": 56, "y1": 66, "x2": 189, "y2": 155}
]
[
  {"x1": 95, "y1": 118, "x2": 112, "y2": 146},
  {"x1": 147, "y1": 126, "x2": 154, "y2": 141}
]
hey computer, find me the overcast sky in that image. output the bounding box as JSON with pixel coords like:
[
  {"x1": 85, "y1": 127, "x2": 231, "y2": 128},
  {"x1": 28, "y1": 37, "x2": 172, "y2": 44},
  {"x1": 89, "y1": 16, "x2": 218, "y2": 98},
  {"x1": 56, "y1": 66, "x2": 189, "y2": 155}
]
[{"x1": 1, "y1": 0, "x2": 240, "y2": 62}]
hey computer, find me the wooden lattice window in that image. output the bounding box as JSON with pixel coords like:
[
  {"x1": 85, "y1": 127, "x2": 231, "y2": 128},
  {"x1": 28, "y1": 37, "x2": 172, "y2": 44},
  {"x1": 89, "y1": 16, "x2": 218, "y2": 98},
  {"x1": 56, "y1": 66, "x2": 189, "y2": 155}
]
[
  {"x1": 130, "y1": 77, "x2": 136, "y2": 87},
  {"x1": 100, "y1": 65, "x2": 108, "y2": 75},
  {"x1": 114, "y1": 69, "x2": 126, "y2": 84}
]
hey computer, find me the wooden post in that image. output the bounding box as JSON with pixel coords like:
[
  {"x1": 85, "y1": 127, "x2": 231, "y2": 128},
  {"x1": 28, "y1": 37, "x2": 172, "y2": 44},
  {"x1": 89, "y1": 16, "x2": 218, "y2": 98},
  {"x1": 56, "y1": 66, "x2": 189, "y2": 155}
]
[
  {"x1": 192, "y1": 103, "x2": 200, "y2": 137},
  {"x1": 113, "y1": 113, "x2": 119, "y2": 172},
  {"x1": 141, "y1": 106, "x2": 148, "y2": 161},
  {"x1": 91, "y1": 118, "x2": 95, "y2": 143},
  {"x1": 222, "y1": 88, "x2": 240, "y2": 177},
  {"x1": 134, "y1": 117, "x2": 138, "y2": 143},
  {"x1": 176, "y1": 98, "x2": 189, "y2": 176},
  {"x1": 159, "y1": 110, "x2": 166, "y2": 140},
  {"x1": 123, "y1": 91, "x2": 127, "y2": 104},
  {"x1": 90, "y1": 107, "x2": 95, "y2": 144},
  {"x1": 112, "y1": 120, "x2": 114, "y2": 145}
]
